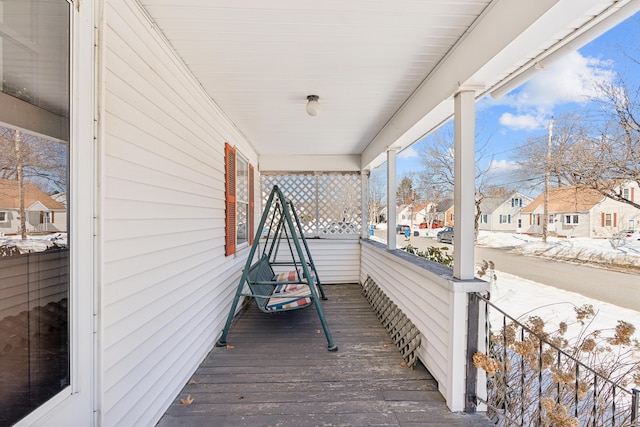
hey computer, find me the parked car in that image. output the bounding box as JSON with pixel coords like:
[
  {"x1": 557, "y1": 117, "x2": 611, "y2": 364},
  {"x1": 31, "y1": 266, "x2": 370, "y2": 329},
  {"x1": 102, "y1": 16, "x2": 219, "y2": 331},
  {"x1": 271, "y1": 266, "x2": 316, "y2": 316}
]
[
  {"x1": 396, "y1": 224, "x2": 411, "y2": 234},
  {"x1": 613, "y1": 229, "x2": 640, "y2": 240},
  {"x1": 437, "y1": 226, "x2": 454, "y2": 243},
  {"x1": 419, "y1": 221, "x2": 443, "y2": 229}
]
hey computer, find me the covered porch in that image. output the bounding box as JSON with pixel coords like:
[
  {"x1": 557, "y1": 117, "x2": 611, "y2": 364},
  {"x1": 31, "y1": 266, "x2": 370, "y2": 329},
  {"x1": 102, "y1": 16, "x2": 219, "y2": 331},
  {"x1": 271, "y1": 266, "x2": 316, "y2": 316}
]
[
  {"x1": 159, "y1": 282, "x2": 492, "y2": 426},
  {"x1": 5, "y1": 1, "x2": 640, "y2": 426}
]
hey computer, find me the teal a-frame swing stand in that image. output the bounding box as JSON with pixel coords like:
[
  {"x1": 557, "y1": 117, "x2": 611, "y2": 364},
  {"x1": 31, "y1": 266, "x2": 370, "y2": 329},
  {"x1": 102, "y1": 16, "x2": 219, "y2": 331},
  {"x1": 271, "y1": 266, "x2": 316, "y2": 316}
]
[{"x1": 216, "y1": 185, "x2": 338, "y2": 351}]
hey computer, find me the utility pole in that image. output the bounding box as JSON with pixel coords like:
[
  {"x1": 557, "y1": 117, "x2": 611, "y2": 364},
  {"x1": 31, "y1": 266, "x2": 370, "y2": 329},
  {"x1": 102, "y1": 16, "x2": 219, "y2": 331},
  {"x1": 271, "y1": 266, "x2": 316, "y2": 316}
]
[{"x1": 542, "y1": 117, "x2": 554, "y2": 243}]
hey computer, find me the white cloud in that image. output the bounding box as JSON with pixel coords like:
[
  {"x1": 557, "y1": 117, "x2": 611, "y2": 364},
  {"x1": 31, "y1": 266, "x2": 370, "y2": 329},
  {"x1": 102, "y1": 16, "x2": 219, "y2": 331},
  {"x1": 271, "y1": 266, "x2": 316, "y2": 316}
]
[
  {"x1": 498, "y1": 113, "x2": 544, "y2": 131},
  {"x1": 512, "y1": 51, "x2": 615, "y2": 108},
  {"x1": 398, "y1": 145, "x2": 419, "y2": 159},
  {"x1": 482, "y1": 50, "x2": 617, "y2": 132},
  {"x1": 485, "y1": 159, "x2": 522, "y2": 186},
  {"x1": 489, "y1": 159, "x2": 520, "y2": 172}
]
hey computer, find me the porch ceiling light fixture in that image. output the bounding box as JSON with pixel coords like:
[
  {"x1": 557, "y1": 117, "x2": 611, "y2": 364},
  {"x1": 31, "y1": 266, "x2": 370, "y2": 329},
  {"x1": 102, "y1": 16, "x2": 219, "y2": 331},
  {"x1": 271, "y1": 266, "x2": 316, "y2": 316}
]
[{"x1": 306, "y1": 95, "x2": 321, "y2": 116}]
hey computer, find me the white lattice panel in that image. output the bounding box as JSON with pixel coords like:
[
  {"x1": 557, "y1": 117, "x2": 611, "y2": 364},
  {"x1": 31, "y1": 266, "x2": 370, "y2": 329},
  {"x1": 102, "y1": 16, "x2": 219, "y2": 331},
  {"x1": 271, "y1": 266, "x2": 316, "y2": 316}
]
[{"x1": 261, "y1": 172, "x2": 361, "y2": 237}]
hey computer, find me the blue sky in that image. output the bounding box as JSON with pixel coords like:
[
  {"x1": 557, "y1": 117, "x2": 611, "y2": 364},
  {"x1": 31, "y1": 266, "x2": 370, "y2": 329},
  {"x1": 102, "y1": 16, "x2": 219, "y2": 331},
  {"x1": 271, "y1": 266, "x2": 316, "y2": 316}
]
[{"x1": 390, "y1": 11, "x2": 640, "y2": 195}]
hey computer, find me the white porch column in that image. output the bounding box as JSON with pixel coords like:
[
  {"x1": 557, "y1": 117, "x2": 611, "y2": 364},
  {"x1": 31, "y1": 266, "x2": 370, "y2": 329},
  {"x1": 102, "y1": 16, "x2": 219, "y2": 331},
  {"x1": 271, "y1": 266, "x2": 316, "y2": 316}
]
[
  {"x1": 387, "y1": 149, "x2": 398, "y2": 250},
  {"x1": 453, "y1": 90, "x2": 476, "y2": 280},
  {"x1": 361, "y1": 171, "x2": 369, "y2": 239}
]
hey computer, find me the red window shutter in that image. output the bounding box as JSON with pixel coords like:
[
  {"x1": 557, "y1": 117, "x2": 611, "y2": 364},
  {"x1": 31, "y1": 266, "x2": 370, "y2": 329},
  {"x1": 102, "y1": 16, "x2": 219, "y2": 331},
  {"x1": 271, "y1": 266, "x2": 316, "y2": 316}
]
[
  {"x1": 529, "y1": 214, "x2": 532, "y2": 225},
  {"x1": 632, "y1": 188, "x2": 635, "y2": 202},
  {"x1": 51, "y1": 211, "x2": 54, "y2": 223},
  {"x1": 601, "y1": 212, "x2": 605, "y2": 227},
  {"x1": 248, "y1": 163, "x2": 255, "y2": 245},
  {"x1": 613, "y1": 213, "x2": 617, "y2": 227},
  {"x1": 224, "y1": 143, "x2": 236, "y2": 256}
]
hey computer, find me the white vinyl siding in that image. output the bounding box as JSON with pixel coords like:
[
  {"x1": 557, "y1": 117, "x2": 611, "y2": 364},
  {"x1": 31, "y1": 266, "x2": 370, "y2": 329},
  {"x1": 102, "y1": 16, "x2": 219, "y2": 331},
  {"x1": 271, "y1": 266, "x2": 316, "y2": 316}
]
[
  {"x1": 307, "y1": 240, "x2": 360, "y2": 283},
  {"x1": 100, "y1": 2, "x2": 256, "y2": 426},
  {"x1": 360, "y1": 240, "x2": 488, "y2": 411}
]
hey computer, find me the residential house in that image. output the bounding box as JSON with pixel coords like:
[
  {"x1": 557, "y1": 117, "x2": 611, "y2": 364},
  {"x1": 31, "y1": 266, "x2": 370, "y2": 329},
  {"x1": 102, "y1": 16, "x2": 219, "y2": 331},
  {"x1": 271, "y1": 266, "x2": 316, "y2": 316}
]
[
  {"x1": 0, "y1": 180, "x2": 67, "y2": 235},
  {"x1": 478, "y1": 192, "x2": 533, "y2": 233},
  {"x1": 396, "y1": 204, "x2": 412, "y2": 225},
  {"x1": 435, "y1": 199, "x2": 455, "y2": 227},
  {"x1": 396, "y1": 201, "x2": 431, "y2": 227},
  {"x1": 522, "y1": 183, "x2": 640, "y2": 238},
  {"x1": 0, "y1": 2, "x2": 635, "y2": 426}
]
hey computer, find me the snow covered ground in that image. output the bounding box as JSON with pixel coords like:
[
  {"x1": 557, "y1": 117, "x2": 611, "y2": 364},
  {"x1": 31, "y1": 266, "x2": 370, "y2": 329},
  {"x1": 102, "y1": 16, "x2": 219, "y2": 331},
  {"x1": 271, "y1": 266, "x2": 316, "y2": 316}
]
[
  {"x1": 0, "y1": 233, "x2": 67, "y2": 254},
  {"x1": 476, "y1": 230, "x2": 640, "y2": 342}
]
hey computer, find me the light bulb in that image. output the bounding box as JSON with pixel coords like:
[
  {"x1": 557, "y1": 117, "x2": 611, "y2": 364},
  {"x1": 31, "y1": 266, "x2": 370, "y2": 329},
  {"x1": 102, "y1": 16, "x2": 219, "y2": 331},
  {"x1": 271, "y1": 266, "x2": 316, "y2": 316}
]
[{"x1": 306, "y1": 95, "x2": 320, "y2": 116}]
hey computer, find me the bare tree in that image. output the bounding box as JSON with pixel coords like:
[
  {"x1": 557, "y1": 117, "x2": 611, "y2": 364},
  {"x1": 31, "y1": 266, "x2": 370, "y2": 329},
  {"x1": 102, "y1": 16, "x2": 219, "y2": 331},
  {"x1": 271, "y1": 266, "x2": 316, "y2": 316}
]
[
  {"x1": 396, "y1": 176, "x2": 415, "y2": 205},
  {"x1": 419, "y1": 128, "x2": 494, "y2": 236},
  {"x1": 514, "y1": 84, "x2": 640, "y2": 210},
  {"x1": 0, "y1": 126, "x2": 68, "y2": 238},
  {"x1": 368, "y1": 171, "x2": 385, "y2": 224}
]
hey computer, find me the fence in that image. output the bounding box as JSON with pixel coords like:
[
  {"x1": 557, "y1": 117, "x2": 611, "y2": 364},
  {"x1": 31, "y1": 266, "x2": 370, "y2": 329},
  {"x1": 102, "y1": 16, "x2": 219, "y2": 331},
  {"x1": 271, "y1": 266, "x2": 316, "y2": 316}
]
[{"x1": 472, "y1": 292, "x2": 639, "y2": 427}]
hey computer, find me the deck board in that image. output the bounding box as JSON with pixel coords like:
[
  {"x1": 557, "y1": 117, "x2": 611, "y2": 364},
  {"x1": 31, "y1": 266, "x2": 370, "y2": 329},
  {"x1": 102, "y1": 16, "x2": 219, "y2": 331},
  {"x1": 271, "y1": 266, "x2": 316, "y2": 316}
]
[{"x1": 158, "y1": 283, "x2": 493, "y2": 427}]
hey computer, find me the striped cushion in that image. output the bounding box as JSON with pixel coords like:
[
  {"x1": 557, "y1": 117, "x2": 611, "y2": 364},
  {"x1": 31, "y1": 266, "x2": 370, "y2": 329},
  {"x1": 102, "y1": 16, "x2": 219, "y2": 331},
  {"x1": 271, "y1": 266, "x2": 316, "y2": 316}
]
[
  {"x1": 273, "y1": 269, "x2": 316, "y2": 284},
  {"x1": 273, "y1": 270, "x2": 300, "y2": 282},
  {"x1": 265, "y1": 286, "x2": 312, "y2": 311}
]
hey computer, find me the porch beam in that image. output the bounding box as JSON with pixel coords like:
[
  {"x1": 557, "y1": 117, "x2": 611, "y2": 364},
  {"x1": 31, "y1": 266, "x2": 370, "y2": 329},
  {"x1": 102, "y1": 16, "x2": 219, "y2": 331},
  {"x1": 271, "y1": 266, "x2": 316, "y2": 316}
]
[
  {"x1": 453, "y1": 90, "x2": 475, "y2": 280},
  {"x1": 386, "y1": 149, "x2": 397, "y2": 250},
  {"x1": 260, "y1": 154, "x2": 360, "y2": 172}
]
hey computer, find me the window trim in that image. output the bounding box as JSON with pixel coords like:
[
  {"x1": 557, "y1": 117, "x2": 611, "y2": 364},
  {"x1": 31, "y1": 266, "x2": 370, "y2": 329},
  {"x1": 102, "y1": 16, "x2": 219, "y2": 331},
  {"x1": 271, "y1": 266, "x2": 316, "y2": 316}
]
[
  {"x1": 224, "y1": 143, "x2": 254, "y2": 256},
  {"x1": 0, "y1": 211, "x2": 7, "y2": 222},
  {"x1": 564, "y1": 214, "x2": 579, "y2": 225}
]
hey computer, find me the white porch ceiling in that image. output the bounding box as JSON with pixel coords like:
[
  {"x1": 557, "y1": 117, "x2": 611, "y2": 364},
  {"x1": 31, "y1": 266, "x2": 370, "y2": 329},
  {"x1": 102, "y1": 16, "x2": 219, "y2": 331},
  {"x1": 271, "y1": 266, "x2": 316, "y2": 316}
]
[{"x1": 139, "y1": 0, "x2": 640, "y2": 170}]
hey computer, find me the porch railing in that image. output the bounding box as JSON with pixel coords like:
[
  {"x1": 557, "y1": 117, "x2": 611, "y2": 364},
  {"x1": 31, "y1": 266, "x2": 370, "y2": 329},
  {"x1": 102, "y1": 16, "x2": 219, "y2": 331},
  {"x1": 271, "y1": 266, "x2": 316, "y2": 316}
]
[{"x1": 472, "y1": 292, "x2": 640, "y2": 427}]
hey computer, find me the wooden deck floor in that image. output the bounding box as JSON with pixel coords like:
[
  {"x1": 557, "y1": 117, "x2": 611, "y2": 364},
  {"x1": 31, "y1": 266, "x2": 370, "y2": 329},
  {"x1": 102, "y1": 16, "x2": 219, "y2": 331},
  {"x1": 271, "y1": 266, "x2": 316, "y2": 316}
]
[{"x1": 158, "y1": 283, "x2": 493, "y2": 427}]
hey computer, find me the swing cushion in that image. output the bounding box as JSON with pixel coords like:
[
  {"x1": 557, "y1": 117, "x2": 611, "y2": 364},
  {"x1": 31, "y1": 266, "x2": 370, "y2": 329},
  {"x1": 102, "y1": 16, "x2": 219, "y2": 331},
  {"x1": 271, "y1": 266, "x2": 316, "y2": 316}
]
[
  {"x1": 273, "y1": 269, "x2": 316, "y2": 285},
  {"x1": 265, "y1": 285, "x2": 312, "y2": 311},
  {"x1": 273, "y1": 270, "x2": 300, "y2": 282}
]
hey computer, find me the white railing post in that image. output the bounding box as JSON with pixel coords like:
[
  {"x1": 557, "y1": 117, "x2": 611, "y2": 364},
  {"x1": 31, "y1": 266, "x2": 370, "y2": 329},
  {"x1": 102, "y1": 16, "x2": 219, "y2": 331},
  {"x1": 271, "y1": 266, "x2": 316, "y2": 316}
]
[
  {"x1": 387, "y1": 148, "x2": 398, "y2": 250},
  {"x1": 453, "y1": 89, "x2": 476, "y2": 280}
]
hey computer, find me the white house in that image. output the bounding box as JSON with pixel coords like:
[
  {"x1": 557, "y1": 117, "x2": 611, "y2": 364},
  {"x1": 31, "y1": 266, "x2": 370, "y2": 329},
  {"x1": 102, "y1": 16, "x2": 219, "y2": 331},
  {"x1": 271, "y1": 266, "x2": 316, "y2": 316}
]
[
  {"x1": 1, "y1": 1, "x2": 638, "y2": 426},
  {"x1": 522, "y1": 183, "x2": 640, "y2": 238},
  {"x1": 0, "y1": 180, "x2": 67, "y2": 235},
  {"x1": 478, "y1": 192, "x2": 533, "y2": 233}
]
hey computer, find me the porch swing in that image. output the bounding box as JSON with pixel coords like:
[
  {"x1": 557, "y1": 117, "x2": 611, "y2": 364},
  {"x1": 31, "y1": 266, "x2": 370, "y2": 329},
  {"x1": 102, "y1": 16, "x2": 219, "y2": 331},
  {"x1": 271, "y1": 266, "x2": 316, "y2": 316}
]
[{"x1": 216, "y1": 185, "x2": 338, "y2": 351}]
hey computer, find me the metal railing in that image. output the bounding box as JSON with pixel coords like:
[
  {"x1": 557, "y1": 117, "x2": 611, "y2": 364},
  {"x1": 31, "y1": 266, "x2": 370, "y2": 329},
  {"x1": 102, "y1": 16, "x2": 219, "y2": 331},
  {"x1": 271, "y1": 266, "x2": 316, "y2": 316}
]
[{"x1": 470, "y1": 292, "x2": 639, "y2": 427}]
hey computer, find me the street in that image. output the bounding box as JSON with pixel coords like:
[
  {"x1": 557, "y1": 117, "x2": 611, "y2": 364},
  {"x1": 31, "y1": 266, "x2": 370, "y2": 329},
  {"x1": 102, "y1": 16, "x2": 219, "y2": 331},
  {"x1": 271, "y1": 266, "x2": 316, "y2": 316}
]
[{"x1": 375, "y1": 230, "x2": 640, "y2": 311}]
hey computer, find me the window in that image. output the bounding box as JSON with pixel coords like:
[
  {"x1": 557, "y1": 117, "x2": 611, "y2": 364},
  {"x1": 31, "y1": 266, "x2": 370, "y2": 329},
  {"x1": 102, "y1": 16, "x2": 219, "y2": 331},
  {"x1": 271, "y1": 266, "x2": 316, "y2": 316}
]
[
  {"x1": 511, "y1": 197, "x2": 522, "y2": 207},
  {"x1": 564, "y1": 214, "x2": 579, "y2": 224},
  {"x1": 0, "y1": 1, "x2": 71, "y2": 423},
  {"x1": 601, "y1": 212, "x2": 617, "y2": 227},
  {"x1": 499, "y1": 214, "x2": 511, "y2": 224},
  {"x1": 480, "y1": 214, "x2": 488, "y2": 223},
  {"x1": 549, "y1": 215, "x2": 554, "y2": 224},
  {"x1": 236, "y1": 155, "x2": 249, "y2": 247},
  {"x1": 517, "y1": 219, "x2": 522, "y2": 228},
  {"x1": 225, "y1": 143, "x2": 254, "y2": 256}
]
